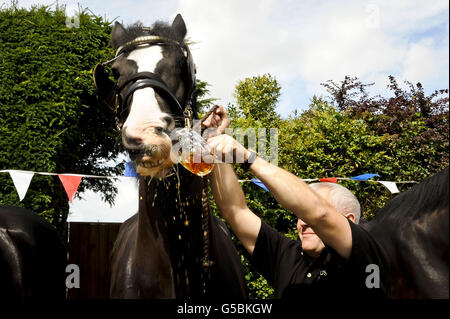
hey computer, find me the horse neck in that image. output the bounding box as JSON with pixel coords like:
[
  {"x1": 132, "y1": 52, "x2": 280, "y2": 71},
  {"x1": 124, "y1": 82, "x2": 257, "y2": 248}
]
[
  {"x1": 137, "y1": 168, "x2": 204, "y2": 229},
  {"x1": 136, "y1": 168, "x2": 208, "y2": 297}
]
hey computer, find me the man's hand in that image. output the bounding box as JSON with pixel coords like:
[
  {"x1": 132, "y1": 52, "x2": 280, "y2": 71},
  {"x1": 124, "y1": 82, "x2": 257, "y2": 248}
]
[
  {"x1": 202, "y1": 105, "x2": 230, "y2": 136},
  {"x1": 207, "y1": 134, "x2": 250, "y2": 164}
]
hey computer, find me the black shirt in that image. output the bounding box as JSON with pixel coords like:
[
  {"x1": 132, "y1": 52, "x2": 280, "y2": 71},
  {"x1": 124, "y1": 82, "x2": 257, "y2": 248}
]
[{"x1": 251, "y1": 219, "x2": 391, "y2": 299}]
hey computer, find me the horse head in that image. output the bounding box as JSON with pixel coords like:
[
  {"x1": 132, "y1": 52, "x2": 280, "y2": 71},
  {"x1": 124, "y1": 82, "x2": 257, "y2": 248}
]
[
  {"x1": 94, "y1": 14, "x2": 197, "y2": 178},
  {"x1": 95, "y1": 15, "x2": 248, "y2": 299}
]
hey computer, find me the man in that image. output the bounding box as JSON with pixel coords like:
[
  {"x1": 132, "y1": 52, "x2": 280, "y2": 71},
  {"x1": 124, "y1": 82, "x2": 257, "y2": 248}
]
[
  {"x1": 296, "y1": 182, "x2": 361, "y2": 259},
  {"x1": 203, "y1": 106, "x2": 391, "y2": 299}
]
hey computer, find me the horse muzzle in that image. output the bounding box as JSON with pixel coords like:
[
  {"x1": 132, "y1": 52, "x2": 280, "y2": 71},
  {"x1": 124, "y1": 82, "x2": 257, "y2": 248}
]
[{"x1": 123, "y1": 126, "x2": 175, "y2": 177}]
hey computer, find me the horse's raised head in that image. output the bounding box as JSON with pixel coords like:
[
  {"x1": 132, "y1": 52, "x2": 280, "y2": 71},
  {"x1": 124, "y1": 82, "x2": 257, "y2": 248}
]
[{"x1": 94, "y1": 14, "x2": 196, "y2": 177}]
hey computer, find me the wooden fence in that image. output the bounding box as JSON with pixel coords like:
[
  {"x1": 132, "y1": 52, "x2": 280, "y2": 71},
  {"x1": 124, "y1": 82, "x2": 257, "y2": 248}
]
[{"x1": 67, "y1": 222, "x2": 121, "y2": 299}]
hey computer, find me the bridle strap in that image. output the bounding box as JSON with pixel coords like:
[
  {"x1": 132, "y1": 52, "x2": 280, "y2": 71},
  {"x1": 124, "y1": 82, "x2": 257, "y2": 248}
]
[
  {"x1": 118, "y1": 72, "x2": 184, "y2": 114},
  {"x1": 115, "y1": 35, "x2": 181, "y2": 57},
  {"x1": 96, "y1": 33, "x2": 196, "y2": 126},
  {"x1": 116, "y1": 72, "x2": 164, "y2": 92}
]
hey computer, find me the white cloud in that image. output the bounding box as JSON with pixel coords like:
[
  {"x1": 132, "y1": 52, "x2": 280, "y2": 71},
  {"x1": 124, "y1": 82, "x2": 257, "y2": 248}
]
[
  {"x1": 176, "y1": 0, "x2": 299, "y2": 105},
  {"x1": 379, "y1": 0, "x2": 449, "y2": 34},
  {"x1": 175, "y1": 0, "x2": 448, "y2": 113},
  {"x1": 16, "y1": 0, "x2": 448, "y2": 114},
  {"x1": 403, "y1": 39, "x2": 439, "y2": 81}
]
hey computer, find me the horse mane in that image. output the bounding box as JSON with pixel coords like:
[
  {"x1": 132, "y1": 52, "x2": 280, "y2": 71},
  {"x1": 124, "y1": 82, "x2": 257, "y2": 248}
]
[
  {"x1": 111, "y1": 21, "x2": 186, "y2": 50},
  {"x1": 373, "y1": 167, "x2": 449, "y2": 223}
]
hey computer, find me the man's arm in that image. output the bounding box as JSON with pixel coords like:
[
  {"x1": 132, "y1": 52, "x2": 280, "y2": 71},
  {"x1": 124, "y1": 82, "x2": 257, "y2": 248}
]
[
  {"x1": 202, "y1": 106, "x2": 261, "y2": 254},
  {"x1": 210, "y1": 163, "x2": 261, "y2": 254},
  {"x1": 250, "y1": 156, "x2": 352, "y2": 258},
  {"x1": 207, "y1": 135, "x2": 353, "y2": 259}
]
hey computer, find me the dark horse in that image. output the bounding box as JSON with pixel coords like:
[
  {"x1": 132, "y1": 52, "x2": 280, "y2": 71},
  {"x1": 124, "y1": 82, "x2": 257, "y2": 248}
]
[
  {"x1": 364, "y1": 167, "x2": 449, "y2": 298},
  {"x1": 94, "y1": 15, "x2": 248, "y2": 298},
  {"x1": 0, "y1": 205, "x2": 67, "y2": 298}
]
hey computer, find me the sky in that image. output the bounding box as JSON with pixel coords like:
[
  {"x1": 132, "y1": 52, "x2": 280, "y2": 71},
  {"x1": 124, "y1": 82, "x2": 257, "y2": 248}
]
[
  {"x1": 16, "y1": 0, "x2": 449, "y2": 116},
  {"x1": 67, "y1": 177, "x2": 138, "y2": 223},
  {"x1": 12, "y1": 0, "x2": 449, "y2": 222}
]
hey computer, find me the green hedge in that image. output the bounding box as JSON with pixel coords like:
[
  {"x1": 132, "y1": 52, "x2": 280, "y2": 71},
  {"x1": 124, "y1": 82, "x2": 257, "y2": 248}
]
[{"x1": 0, "y1": 5, "x2": 122, "y2": 233}]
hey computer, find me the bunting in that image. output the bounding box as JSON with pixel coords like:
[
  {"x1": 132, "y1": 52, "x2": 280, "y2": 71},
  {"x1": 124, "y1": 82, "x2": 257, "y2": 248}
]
[
  {"x1": 0, "y1": 167, "x2": 418, "y2": 204},
  {"x1": 319, "y1": 177, "x2": 338, "y2": 183},
  {"x1": 378, "y1": 181, "x2": 400, "y2": 194},
  {"x1": 350, "y1": 173, "x2": 379, "y2": 181},
  {"x1": 250, "y1": 178, "x2": 269, "y2": 192},
  {"x1": 0, "y1": 169, "x2": 123, "y2": 204},
  {"x1": 9, "y1": 171, "x2": 34, "y2": 201},
  {"x1": 58, "y1": 175, "x2": 82, "y2": 203},
  {"x1": 124, "y1": 162, "x2": 139, "y2": 177},
  {"x1": 239, "y1": 173, "x2": 417, "y2": 194}
]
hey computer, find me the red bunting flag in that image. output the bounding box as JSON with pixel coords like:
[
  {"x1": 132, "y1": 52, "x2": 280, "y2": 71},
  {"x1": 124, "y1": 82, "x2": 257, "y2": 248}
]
[
  {"x1": 58, "y1": 174, "x2": 82, "y2": 203},
  {"x1": 319, "y1": 177, "x2": 338, "y2": 183}
]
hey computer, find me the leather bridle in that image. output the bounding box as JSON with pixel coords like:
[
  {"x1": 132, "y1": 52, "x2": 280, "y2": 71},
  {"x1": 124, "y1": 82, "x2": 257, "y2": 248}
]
[{"x1": 93, "y1": 34, "x2": 197, "y2": 128}]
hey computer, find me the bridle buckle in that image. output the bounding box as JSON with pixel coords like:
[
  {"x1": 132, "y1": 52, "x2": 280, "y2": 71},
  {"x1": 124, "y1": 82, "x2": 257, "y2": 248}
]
[{"x1": 184, "y1": 107, "x2": 193, "y2": 128}]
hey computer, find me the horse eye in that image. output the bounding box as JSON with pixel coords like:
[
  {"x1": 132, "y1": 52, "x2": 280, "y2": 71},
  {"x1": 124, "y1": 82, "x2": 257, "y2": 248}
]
[{"x1": 112, "y1": 68, "x2": 120, "y2": 79}]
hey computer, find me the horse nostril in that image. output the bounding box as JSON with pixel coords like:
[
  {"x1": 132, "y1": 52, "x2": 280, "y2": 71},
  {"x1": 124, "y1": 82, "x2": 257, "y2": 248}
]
[
  {"x1": 122, "y1": 128, "x2": 143, "y2": 148},
  {"x1": 154, "y1": 127, "x2": 164, "y2": 135},
  {"x1": 125, "y1": 136, "x2": 142, "y2": 147}
]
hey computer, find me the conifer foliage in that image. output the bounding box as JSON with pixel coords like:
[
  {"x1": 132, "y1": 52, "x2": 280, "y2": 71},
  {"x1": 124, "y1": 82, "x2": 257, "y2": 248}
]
[{"x1": 0, "y1": 4, "x2": 122, "y2": 234}]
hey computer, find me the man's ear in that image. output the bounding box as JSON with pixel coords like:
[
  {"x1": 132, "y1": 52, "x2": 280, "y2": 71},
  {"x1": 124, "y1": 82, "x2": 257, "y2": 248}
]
[
  {"x1": 344, "y1": 213, "x2": 356, "y2": 223},
  {"x1": 93, "y1": 63, "x2": 117, "y2": 111}
]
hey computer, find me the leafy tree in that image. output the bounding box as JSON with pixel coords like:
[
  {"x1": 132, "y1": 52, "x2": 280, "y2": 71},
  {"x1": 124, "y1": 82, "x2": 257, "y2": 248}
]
[
  {"x1": 0, "y1": 4, "x2": 123, "y2": 236},
  {"x1": 278, "y1": 97, "x2": 391, "y2": 218},
  {"x1": 321, "y1": 75, "x2": 376, "y2": 112},
  {"x1": 322, "y1": 75, "x2": 449, "y2": 183},
  {"x1": 233, "y1": 74, "x2": 281, "y2": 127}
]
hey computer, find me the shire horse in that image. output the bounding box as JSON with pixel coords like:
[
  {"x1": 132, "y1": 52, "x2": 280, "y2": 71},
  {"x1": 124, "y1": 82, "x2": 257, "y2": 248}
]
[
  {"x1": 364, "y1": 167, "x2": 449, "y2": 298},
  {"x1": 94, "y1": 14, "x2": 248, "y2": 298},
  {"x1": 0, "y1": 205, "x2": 67, "y2": 299}
]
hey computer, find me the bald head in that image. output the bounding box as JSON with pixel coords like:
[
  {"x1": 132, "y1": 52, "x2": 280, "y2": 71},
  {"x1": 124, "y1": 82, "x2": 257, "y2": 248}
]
[{"x1": 309, "y1": 182, "x2": 361, "y2": 223}]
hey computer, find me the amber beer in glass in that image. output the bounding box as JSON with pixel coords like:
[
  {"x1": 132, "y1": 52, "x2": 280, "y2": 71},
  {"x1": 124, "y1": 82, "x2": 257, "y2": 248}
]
[
  {"x1": 180, "y1": 152, "x2": 214, "y2": 176},
  {"x1": 175, "y1": 128, "x2": 214, "y2": 176}
]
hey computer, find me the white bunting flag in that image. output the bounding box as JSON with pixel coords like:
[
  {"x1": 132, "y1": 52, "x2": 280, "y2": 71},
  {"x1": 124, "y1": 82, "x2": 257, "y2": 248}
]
[
  {"x1": 379, "y1": 181, "x2": 400, "y2": 194},
  {"x1": 8, "y1": 170, "x2": 34, "y2": 201}
]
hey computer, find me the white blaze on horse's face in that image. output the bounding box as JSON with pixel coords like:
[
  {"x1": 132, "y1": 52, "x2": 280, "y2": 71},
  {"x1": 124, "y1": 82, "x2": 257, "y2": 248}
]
[
  {"x1": 123, "y1": 45, "x2": 174, "y2": 177},
  {"x1": 123, "y1": 46, "x2": 166, "y2": 138}
]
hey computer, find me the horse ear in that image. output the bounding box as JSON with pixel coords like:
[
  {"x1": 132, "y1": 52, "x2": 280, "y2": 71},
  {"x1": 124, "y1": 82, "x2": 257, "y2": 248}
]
[
  {"x1": 171, "y1": 14, "x2": 187, "y2": 40},
  {"x1": 93, "y1": 63, "x2": 117, "y2": 111},
  {"x1": 111, "y1": 22, "x2": 126, "y2": 49}
]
